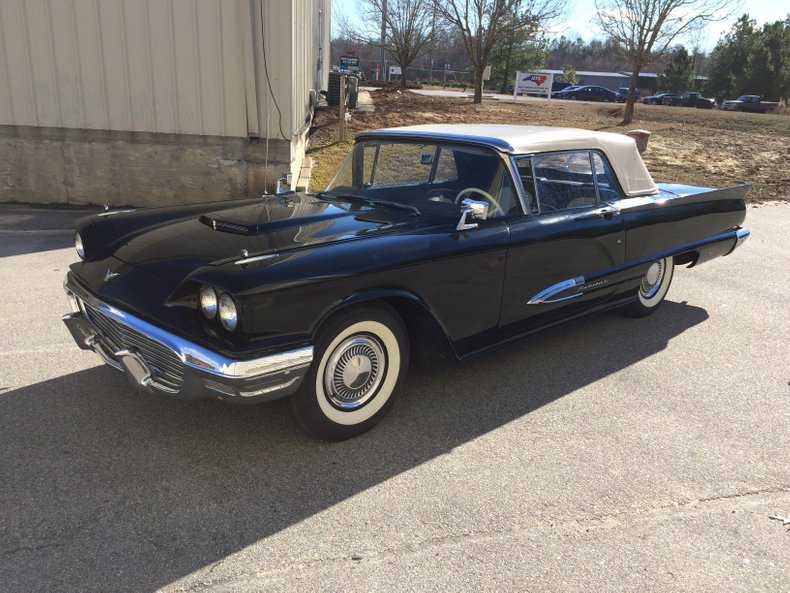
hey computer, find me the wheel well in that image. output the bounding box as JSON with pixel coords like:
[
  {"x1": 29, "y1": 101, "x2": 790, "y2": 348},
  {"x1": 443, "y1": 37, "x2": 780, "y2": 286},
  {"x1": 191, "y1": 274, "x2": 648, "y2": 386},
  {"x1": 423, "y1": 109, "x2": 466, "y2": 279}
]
[
  {"x1": 380, "y1": 296, "x2": 456, "y2": 363},
  {"x1": 314, "y1": 295, "x2": 457, "y2": 364},
  {"x1": 673, "y1": 251, "x2": 697, "y2": 267}
]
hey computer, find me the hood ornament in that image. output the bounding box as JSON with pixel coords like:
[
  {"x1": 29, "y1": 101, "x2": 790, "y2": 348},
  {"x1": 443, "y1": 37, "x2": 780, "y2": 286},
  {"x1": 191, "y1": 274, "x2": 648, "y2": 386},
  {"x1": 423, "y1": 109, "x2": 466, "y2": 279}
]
[{"x1": 103, "y1": 268, "x2": 121, "y2": 283}]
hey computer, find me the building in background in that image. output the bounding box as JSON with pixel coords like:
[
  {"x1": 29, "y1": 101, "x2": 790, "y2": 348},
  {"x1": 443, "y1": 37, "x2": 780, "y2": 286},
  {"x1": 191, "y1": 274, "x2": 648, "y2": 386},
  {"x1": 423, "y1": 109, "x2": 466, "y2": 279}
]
[
  {"x1": 540, "y1": 70, "x2": 659, "y2": 94},
  {"x1": 0, "y1": 0, "x2": 331, "y2": 207}
]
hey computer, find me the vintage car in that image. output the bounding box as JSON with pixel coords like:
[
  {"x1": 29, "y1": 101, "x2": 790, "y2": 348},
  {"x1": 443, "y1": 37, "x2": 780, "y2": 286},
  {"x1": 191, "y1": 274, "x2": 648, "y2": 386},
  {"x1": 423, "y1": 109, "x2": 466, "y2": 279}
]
[{"x1": 62, "y1": 124, "x2": 750, "y2": 440}]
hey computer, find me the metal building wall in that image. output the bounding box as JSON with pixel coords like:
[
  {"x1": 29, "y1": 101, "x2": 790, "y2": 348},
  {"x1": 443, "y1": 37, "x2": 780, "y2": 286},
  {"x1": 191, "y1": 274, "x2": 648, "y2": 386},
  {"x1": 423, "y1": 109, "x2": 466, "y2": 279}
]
[
  {"x1": 246, "y1": 0, "x2": 329, "y2": 142},
  {"x1": 0, "y1": 0, "x2": 252, "y2": 137},
  {"x1": 0, "y1": 0, "x2": 330, "y2": 206},
  {"x1": 0, "y1": 0, "x2": 329, "y2": 139}
]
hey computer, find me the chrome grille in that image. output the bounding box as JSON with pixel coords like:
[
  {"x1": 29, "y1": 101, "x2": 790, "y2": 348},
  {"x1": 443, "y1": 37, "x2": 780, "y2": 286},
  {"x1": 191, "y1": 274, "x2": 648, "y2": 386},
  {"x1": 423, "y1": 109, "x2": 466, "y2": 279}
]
[{"x1": 83, "y1": 302, "x2": 184, "y2": 391}]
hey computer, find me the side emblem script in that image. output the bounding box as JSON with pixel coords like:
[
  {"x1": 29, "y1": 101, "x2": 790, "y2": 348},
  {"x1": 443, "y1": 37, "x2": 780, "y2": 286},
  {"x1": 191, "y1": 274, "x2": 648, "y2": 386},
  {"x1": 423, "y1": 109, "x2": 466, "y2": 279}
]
[{"x1": 103, "y1": 268, "x2": 121, "y2": 283}]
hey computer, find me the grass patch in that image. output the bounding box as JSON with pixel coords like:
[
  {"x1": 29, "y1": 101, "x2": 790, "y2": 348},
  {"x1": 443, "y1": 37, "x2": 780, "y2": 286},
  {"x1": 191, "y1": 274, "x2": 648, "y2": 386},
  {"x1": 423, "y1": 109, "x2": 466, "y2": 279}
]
[{"x1": 307, "y1": 91, "x2": 789, "y2": 202}]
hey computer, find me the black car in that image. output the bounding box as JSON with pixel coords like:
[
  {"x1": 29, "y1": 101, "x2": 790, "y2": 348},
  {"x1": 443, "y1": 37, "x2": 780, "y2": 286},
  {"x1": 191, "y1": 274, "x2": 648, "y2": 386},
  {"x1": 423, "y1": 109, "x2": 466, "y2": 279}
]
[
  {"x1": 642, "y1": 92, "x2": 679, "y2": 105},
  {"x1": 553, "y1": 85, "x2": 617, "y2": 102},
  {"x1": 63, "y1": 124, "x2": 750, "y2": 440},
  {"x1": 615, "y1": 87, "x2": 641, "y2": 103},
  {"x1": 550, "y1": 85, "x2": 578, "y2": 98},
  {"x1": 667, "y1": 92, "x2": 716, "y2": 109}
]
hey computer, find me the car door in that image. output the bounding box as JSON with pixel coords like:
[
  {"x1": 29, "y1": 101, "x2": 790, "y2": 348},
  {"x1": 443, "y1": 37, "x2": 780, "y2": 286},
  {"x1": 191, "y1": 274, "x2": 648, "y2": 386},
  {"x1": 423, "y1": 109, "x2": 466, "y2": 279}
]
[{"x1": 499, "y1": 150, "x2": 625, "y2": 337}]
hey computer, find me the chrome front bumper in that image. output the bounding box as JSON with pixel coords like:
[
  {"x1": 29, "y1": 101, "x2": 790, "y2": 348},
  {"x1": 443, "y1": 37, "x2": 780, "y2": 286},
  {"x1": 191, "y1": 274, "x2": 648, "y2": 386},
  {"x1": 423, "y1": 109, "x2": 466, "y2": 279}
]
[{"x1": 62, "y1": 278, "x2": 313, "y2": 404}]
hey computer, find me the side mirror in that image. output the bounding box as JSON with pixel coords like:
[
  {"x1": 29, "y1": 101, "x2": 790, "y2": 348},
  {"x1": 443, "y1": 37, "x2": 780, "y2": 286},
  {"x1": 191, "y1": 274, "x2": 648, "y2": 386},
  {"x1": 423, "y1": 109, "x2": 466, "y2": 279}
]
[
  {"x1": 456, "y1": 197, "x2": 488, "y2": 232},
  {"x1": 276, "y1": 172, "x2": 294, "y2": 195},
  {"x1": 456, "y1": 206, "x2": 478, "y2": 232},
  {"x1": 460, "y1": 197, "x2": 488, "y2": 220}
]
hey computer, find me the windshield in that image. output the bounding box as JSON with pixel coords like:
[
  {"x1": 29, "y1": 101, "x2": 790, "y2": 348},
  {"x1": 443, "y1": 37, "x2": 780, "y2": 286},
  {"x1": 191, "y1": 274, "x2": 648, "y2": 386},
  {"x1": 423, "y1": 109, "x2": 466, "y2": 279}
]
[{"x1": 324, "y1": 140, "x2": 522, "y2": 219}]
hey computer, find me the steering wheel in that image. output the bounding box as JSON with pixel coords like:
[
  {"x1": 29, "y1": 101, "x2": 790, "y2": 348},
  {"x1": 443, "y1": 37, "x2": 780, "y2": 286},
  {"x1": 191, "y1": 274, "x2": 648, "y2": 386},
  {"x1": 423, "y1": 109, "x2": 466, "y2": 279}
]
[
  {"x1": 423, "y1": 188, "x2": 457, "y2": 203},
  {"x1": 454, "y1": 187, "x2": 505, "y2": 217}
]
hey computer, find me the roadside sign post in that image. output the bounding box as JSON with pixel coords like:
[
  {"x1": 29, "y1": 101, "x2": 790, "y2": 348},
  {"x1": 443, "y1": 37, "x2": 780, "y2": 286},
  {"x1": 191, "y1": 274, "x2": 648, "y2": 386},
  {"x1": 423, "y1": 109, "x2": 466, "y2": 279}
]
[
  {"x1": 513, "y1": 71, "x2": 554, "y2": 102},
  {"x1": 339, "y1": 55, "x2": 360, "y2": 74}
]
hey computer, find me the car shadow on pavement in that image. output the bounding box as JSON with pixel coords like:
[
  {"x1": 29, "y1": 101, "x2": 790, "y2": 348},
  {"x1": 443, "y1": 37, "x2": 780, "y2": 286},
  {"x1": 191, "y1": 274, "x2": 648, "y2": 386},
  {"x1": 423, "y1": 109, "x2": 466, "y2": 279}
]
[{"x1": 0, "y1": 301, "x2": 708, "y2": 593}]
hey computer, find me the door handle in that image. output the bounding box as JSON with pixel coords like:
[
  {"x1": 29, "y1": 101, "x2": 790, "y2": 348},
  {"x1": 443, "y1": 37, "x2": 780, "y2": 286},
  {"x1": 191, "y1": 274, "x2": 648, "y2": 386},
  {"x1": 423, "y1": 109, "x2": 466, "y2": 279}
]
[{"x1": 575, "y1": 205, "x2": 620, "y2": 221}]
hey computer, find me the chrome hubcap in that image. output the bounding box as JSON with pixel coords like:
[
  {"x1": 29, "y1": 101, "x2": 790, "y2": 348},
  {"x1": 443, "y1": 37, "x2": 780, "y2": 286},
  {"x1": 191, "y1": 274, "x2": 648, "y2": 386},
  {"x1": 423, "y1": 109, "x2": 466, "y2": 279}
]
[
  {"x1": 324, "y1": 335, "x2": 385, "y2": 409},
  {"x1": 641, "y1": 260, "x2": 664, "y2": 298}
]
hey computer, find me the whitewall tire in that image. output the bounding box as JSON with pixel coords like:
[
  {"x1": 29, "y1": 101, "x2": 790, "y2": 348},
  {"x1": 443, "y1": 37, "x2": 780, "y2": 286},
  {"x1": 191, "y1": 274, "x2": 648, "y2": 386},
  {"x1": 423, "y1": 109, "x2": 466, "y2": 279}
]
[
  {"x1": 623, "y1": 256, "x2": 674, "y2": 317},
  {"x1": 291, "y1": 305, "x2": 408, "y2": 440}
]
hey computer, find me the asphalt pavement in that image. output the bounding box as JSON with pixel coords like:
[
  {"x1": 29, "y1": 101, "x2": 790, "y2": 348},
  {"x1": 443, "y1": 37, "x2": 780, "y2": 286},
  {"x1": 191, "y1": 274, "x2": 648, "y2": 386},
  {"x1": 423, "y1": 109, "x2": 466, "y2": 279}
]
[{"x1": 0, "y1": 202, "x2": 788, "y2": 592}]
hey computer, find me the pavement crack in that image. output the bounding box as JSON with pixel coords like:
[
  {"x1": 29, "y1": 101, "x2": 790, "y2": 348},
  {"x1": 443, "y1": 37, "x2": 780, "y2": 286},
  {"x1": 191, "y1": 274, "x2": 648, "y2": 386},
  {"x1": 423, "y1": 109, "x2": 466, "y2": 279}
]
[
  {"x1": 166, "y1": 486, "x2": 790, "y2": 591},
  {"x1": 1, "y1": 540, "x2": 64, "y2": 557}
]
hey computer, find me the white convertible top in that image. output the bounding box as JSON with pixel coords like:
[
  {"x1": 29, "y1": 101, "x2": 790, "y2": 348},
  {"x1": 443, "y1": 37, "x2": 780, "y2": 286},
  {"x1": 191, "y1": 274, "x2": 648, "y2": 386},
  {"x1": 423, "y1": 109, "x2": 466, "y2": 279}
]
[{"x1": 357, "y1": 124, "x2": 659, "y2": 197}]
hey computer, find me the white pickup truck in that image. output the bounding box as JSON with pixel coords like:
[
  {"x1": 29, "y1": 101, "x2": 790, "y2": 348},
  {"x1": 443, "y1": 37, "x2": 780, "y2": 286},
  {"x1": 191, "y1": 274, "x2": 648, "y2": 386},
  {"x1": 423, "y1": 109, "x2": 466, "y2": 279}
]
[{"x1": 722, "y1": 95, "x2": 779, "y2": 113}]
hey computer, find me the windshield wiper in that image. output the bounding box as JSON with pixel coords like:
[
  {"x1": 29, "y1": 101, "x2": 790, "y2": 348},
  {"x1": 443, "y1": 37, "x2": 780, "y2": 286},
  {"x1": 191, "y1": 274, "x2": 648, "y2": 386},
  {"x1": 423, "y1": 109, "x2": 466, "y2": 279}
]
[{"x1": 317, "y1": 192, "x2": 420, "y2": 217}]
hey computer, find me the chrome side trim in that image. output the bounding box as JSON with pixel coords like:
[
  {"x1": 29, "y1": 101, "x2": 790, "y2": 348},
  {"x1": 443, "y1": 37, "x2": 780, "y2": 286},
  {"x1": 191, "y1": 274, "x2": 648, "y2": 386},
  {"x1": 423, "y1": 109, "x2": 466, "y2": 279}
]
[
  {"x1": 527, "y1": 276, "x2": 585, "y2": 305},
  {"x1": 235, "y1": 253, "x2": 280, "y2": 266},
  {"x1": 97, "y1": 209, "x2": 136, "y2": 217}
]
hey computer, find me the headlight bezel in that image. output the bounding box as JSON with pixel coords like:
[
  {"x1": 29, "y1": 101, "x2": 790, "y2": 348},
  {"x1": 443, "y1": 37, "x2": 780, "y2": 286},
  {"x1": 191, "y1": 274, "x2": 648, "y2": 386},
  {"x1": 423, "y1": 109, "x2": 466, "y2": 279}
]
[
  {"x1": 218, "y1": 293, "x2": 238, "y2": 331},
  {"x1": 75, "y1": 232, "x2": 85, "y2": 259},
  {"x1": 199, "y1": 285, "x2": 218, "y2": 319}
]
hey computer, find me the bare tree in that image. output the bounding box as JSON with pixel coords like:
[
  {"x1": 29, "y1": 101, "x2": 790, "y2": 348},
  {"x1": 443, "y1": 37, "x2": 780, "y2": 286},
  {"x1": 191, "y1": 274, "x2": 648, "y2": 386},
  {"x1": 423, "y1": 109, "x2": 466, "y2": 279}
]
[
  {"x1": 342, "y1": 0, "x2": 434, "y2": 89},
  {"x1": 595, "y1": 0, "x2": 741, "y2": 124},
  {"x1": 433, "y1": 0, "x2": 562, "y2": 103}
]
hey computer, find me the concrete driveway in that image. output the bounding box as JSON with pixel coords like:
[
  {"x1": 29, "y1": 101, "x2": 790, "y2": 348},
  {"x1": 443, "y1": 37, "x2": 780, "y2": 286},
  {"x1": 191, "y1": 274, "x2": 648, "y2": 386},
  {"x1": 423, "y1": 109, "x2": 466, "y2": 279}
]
[{"x1": 0, "y1": 203, "x2": 788, "y2": 592}]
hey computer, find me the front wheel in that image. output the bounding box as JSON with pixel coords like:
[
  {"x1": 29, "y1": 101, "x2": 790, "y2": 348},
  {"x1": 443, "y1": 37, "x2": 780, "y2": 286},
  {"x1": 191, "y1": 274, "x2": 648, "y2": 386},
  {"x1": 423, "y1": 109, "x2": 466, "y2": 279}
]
[
  {"x1": 622, "y1": 256, "x2": 675, "y2": 317},
  {"x1": 291, "y1": 305, "x2": 409, "y2": 440}
]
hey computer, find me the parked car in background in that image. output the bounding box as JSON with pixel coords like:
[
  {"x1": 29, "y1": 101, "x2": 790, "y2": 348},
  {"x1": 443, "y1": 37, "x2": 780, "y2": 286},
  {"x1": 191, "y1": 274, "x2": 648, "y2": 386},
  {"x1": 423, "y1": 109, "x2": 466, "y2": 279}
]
[
  {"x1": 62, "y1": 124, "x2": 750, "y2": 440},
  {"x1": 721, "y1": 95, "x2": 779, "y2": 113},
  {"x1": 550, "y1": 85, "x2": 579, "y2": 98},
  {"x1": 666, "y1": 92, "x2": 716, "y2": 109},
  {"x1": 553, "y1": 85, "x2": 617, "y2": 102},
  {"x1": 615, "y1": 87, "x2": 640, "y2": 103},
  {"x1": 642, "y1": 92, "x2": 679, "y2": 105}
]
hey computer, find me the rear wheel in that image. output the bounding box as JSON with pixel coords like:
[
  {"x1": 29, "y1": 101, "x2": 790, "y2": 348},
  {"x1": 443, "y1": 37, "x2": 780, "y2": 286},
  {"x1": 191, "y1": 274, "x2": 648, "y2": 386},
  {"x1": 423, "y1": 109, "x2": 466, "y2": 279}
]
[
  {"x1": 291, "y1": 305, "x2": 408, "y2": 441},
  {"x1": 623, "y1": 256, "x2": 674, "y2": 317}
]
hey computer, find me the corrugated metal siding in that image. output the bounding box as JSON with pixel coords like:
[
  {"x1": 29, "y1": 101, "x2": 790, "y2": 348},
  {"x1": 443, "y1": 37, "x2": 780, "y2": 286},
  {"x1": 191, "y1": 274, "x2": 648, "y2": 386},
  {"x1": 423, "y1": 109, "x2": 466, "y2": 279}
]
[
  {"x1": 291, "y1": 0, "x2": 330, "y2": 134},
  {"x1": 0, "y1": 0, "x2": 329, "y2": 140},
  {"x1": 0, "y1": 0, "x2": 247, "y2": 136}
]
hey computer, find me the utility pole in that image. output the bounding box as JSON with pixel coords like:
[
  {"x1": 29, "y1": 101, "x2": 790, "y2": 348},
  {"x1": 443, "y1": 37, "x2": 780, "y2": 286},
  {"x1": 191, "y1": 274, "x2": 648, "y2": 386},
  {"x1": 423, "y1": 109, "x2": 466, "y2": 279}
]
[
  {"x1": 338, "y1": 75, "x2": 347, "y2": 142},
  {"x1": 428, "y1": 2, "x2": 436, "y2": 81},
  {"x1": 379, "y1": 0, "x2": 387, "y2": 83}
]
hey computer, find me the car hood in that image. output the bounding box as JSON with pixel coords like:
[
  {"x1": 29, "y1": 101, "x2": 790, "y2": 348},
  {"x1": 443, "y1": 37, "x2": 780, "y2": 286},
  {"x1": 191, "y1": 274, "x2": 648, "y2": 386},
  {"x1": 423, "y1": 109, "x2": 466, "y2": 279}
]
[{"x1": 111, "y1": 194, "x2": 423, "y2": 280}]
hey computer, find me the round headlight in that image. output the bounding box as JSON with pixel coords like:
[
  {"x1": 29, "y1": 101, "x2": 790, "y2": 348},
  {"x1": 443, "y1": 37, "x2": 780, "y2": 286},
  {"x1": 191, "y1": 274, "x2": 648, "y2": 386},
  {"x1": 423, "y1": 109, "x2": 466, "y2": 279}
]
[
  {"x1": 199, "y1": 285, "x2": 217, "y2": 319},
  {"x1": 218, "y1": 293, "x2": 238, "y2": 331},
  {"x1": 75, "y1": 232, "x2": 85, "y2": 259}
]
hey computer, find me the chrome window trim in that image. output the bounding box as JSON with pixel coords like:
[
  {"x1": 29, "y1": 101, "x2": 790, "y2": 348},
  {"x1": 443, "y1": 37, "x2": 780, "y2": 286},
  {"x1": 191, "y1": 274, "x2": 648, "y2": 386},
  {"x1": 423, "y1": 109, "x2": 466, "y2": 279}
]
[
  {"x1": 589, "y1": 151, "x2": 601, "y2": 203},
  {"x1": 352, "y1": 139, "x2": 528, "y2": 217},
  {"x1": 590, "y1": 150, "x2": 626, "y2": 201},
  {"x1": 512, "y1": 148, "x2": 628, "y2": 215},
  {"x1": 501, "y1": 153, "x2": 529, "y2": 216}
]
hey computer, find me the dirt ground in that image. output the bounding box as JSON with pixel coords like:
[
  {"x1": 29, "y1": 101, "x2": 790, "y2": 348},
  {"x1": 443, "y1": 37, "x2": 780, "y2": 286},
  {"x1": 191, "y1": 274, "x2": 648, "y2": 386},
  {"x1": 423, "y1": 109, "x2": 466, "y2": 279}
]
[{"x1": 307, "y1": 90, "x2": 789, "y2": 202}]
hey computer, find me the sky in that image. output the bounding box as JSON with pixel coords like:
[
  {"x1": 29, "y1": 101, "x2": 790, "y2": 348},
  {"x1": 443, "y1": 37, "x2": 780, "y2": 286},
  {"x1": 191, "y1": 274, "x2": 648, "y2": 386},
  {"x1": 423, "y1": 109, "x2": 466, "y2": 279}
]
[{"x1": 332, "y1": 0, "x2": 783, "y2": 53}]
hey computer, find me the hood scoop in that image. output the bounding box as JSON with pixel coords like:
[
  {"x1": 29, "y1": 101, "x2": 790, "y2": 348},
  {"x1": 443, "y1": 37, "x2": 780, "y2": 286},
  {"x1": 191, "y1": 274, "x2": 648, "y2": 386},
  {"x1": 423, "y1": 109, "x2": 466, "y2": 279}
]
[{"x1": 199, "y1": 214, "x2": 254, "y2": 235}]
